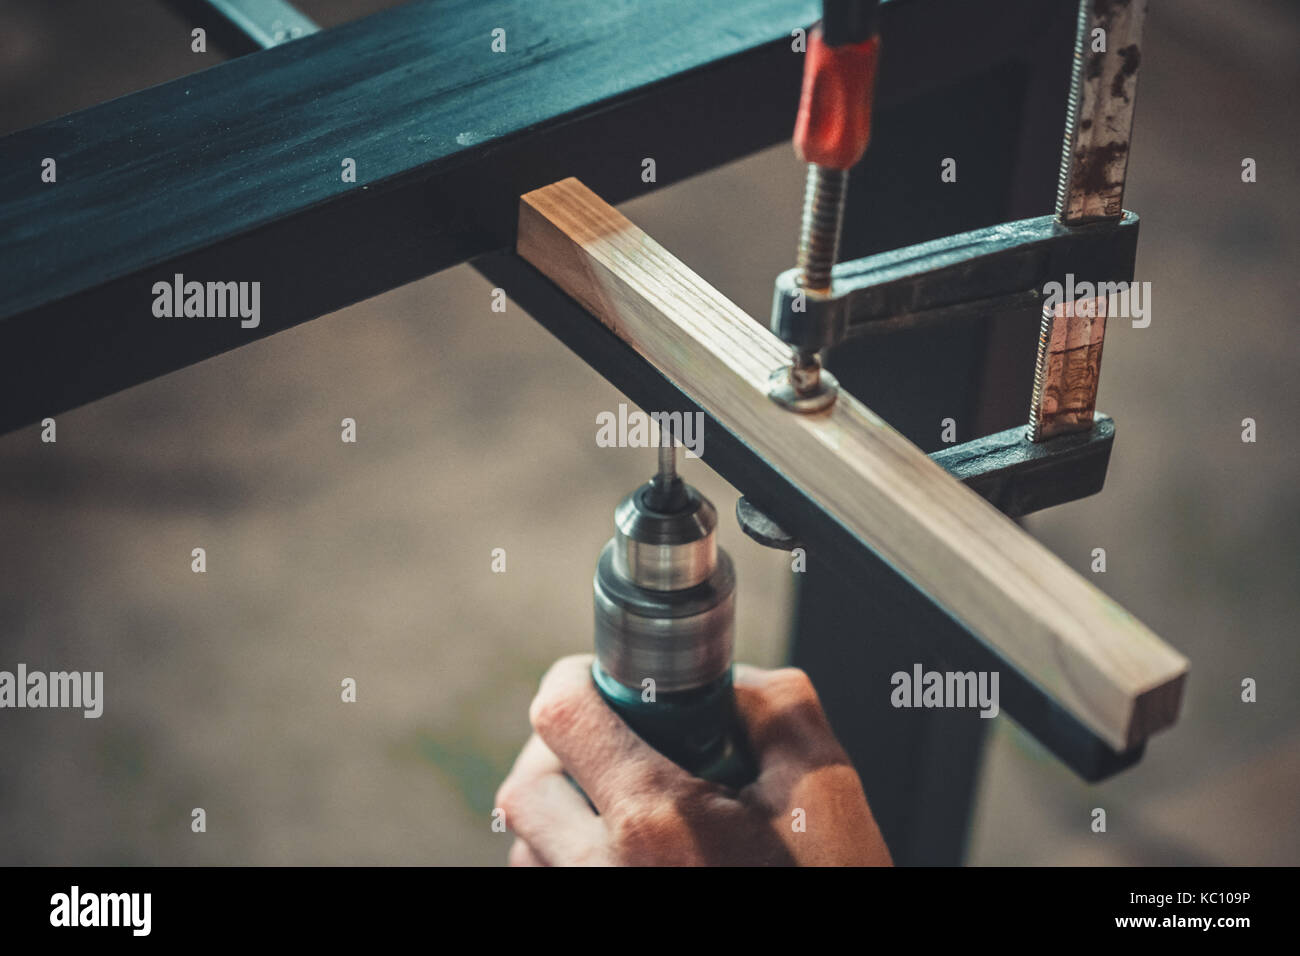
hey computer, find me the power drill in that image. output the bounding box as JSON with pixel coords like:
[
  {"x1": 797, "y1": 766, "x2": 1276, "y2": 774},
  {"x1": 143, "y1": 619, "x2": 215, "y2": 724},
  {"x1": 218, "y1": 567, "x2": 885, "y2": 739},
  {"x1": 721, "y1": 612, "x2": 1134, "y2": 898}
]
[{"x1": 591, "y1": 441, "x2": 756, "y2": 788}]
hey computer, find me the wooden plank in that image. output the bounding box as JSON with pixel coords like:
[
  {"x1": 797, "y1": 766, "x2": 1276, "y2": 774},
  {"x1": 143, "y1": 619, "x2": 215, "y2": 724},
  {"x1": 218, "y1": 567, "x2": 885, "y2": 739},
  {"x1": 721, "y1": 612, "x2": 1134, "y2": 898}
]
[{"x1": 517, "y1": 177, "x2": 1187, "y2": 752}]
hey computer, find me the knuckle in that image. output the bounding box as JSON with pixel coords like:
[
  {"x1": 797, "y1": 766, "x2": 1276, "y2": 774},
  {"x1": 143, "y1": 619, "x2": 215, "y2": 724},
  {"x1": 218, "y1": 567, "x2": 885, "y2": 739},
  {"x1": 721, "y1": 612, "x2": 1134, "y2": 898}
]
[
  {"x1": 555, "y1": 652, "x2": 594, "y2": 671},
  {"x1": 528, "y1": 687, "x2": 582, "y2": 739},
  {"x1": 612, "y1": 805, "x2": 686, "y2": 855},
  {"x1": 493, "y1": 779, "x2": 522, "y2": 820},
  {"x1": 528, "y1": 655, "x2": 595, "y2": 739},
  {"x1": 768, "y1": 666, "x2": 820, "y2": 704},
  {"x1": 609, "y1": 781, "x2": 719, "y2": 858}
]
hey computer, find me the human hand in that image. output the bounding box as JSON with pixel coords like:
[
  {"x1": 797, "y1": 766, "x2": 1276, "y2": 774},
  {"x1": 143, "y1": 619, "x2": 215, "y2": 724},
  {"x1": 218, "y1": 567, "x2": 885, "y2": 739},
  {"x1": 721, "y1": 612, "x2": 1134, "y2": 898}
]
[{"x1": 494, "y1": 654, "x2": 892, "y2": 866}]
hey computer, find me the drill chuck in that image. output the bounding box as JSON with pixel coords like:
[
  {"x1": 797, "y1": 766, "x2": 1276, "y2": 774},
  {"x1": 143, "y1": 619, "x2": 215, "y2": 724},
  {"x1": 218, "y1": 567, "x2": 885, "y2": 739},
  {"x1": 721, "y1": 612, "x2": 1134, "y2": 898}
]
[
  {"x1": 592, "y1": 473, "x2": 754, "y2": 787},
  {"x1": 595, "y1": 482, "x2": 734, "y2": 691}
]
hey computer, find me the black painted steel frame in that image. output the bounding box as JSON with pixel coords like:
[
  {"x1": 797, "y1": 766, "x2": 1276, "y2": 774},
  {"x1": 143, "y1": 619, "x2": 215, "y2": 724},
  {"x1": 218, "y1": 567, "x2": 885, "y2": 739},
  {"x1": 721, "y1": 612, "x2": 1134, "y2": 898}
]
[{"x1": 1, "y1": 0, "x2": 1113, "y2": 862}]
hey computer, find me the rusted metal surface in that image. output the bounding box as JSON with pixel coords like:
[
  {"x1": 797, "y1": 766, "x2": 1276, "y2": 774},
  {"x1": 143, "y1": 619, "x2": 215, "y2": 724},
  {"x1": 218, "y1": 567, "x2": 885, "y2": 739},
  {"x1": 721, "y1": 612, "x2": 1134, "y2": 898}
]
[
  {"x1": 1056, "y1": 0, "x2": 1148, "y2": 224},
  {"x1": 1029, "y1": 296, "x2": 1108, "y2": 440}
]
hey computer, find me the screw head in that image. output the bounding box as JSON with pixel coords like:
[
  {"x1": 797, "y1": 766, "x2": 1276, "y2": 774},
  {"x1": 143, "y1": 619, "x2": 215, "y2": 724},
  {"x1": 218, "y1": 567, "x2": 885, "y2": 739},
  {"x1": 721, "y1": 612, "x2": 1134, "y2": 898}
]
[{"x1": 767, "y1": 365, "x2": 839, "y2": 413}]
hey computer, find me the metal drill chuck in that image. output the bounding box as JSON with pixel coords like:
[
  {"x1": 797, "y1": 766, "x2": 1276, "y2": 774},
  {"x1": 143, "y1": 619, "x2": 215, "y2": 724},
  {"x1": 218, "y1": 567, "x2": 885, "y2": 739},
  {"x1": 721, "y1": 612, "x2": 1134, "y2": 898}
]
[
  {"x1": 594, "y1": 480, "x2": 735, "y2": 695},
  {"x1": 591, "y1": 451, "x2": 755, "y2": 787}
]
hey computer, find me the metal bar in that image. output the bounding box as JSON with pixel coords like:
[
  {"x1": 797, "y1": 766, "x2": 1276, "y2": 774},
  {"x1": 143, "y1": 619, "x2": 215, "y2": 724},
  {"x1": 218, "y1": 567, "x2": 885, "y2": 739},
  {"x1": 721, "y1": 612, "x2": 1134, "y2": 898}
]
[
  {"x1": 771, "y1": 212, "x2": 1139, "y2": 341},
  {"x1": 933, "y1": 413, "x2": 1114, "y2": 517},
  {"x1": 1055, "y1": 0, "x2": 1148, "y2": 224},
  {"x1": 842, "y1": 212, "x2": 1138, "y2": 335}
]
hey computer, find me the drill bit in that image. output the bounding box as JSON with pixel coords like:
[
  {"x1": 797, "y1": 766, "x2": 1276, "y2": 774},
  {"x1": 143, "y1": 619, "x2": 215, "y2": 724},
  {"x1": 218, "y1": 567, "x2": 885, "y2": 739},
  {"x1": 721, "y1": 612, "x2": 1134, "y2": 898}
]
[
  {"x1": 657, "y1": 437, "x2": 676, "y2": 485},
  {"x1": 648, "y1": 433, "x2": 686, "y2": 511}
]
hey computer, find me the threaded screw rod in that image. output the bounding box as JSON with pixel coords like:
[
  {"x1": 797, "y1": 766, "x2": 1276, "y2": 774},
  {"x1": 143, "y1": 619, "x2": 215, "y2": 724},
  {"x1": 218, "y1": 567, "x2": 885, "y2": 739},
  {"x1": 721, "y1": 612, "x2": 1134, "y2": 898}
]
[
  {"x1": 790, "y1": 164, "x2": 850, "y2": 394},
  {"x1": 1027, "y1": 302, "x2": 1053, "y2": 442}
]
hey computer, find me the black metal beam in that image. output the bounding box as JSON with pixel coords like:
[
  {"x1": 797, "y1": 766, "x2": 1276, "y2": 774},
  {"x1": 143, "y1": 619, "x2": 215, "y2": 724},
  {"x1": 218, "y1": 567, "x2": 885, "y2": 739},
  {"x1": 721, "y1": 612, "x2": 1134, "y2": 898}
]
[
  {"x1": 770, "y1": 212, "x2": 1139, "y2": 343},
  {"x1": 1, "y1": 0, "x2": 1075, "y2": 433}
]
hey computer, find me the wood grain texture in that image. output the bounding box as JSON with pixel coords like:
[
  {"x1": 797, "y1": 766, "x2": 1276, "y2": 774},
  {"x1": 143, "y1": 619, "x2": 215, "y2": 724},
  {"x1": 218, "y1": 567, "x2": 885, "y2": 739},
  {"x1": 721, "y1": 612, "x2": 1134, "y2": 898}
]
[{"x1": 518, "y1": 178, "x2": 1187, "y2": 751}]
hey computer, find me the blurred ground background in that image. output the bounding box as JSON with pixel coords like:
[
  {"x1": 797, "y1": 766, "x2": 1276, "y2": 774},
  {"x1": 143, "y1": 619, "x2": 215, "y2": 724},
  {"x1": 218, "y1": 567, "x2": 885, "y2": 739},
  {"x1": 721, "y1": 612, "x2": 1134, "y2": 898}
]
[{"x1": 0, "y1": 0, "x2": 1296, "y2": 865}]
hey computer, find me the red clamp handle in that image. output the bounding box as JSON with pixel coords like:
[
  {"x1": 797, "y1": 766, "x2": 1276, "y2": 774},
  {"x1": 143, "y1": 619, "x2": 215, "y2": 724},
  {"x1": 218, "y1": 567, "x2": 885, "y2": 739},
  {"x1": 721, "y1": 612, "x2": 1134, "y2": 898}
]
[{"x1": 793, "y1": 28, "x2": 880, "y2": 170}]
